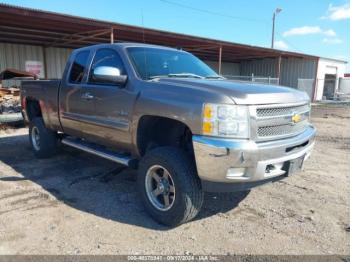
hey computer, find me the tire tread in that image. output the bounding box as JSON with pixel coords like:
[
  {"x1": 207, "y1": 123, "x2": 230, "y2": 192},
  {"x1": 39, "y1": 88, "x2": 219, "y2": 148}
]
[{"x1": 138, "y1": 146, "x2": 203, "y2": 226}]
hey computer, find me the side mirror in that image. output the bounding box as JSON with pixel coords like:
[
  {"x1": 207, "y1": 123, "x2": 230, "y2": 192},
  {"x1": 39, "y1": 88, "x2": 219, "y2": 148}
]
[{"x1": 92, "y1": 66, "x2": 127, "y2": 86}]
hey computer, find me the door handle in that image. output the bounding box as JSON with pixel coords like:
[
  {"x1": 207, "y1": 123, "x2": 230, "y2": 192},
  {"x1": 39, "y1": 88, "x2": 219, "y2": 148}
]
[{"x1": 81, "y1": 92, "x2": 94, "y2": 100}]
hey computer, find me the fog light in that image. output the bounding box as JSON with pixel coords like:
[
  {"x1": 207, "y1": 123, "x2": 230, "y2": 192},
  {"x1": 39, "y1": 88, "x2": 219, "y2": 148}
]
[{"x1": 226, "y1": 168, "x2": 246, "y2": 178}]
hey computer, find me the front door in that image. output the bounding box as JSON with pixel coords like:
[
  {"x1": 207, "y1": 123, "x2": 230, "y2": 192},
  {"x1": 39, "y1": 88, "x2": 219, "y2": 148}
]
[{"x1": 83, "y1": 48, "x2": 137, "y2": 151}]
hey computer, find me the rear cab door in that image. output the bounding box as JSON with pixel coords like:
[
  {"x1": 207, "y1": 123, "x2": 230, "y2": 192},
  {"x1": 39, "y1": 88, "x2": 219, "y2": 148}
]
[{"x1": 59, "y1": 48, "x2": 97, "y2": 137}]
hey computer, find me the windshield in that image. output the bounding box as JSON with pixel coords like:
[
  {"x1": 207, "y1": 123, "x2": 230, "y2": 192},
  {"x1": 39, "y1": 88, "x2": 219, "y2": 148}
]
[{"x1": 127, "y1": 47, "x2": 219, "y2": 80}]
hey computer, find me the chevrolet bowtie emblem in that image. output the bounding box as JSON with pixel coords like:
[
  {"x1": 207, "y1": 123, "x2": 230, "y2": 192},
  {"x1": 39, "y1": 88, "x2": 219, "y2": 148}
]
[{"x1": 292, "y1": 113, "x2": 301, "y2": 123}]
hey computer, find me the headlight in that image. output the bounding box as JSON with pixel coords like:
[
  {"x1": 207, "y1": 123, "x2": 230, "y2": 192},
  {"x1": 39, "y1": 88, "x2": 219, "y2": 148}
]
[{"x1": 202, "y1": 103, "x2": 249, "y2": 138}]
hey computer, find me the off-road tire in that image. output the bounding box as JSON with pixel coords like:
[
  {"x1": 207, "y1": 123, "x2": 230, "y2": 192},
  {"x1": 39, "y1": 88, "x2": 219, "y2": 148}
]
[
  {"x1": 138, "y1": 146, "x2": 204, "y2": 226},
  {"x1": 29, "y1": 117, "x2": 58, "y2": 158}
]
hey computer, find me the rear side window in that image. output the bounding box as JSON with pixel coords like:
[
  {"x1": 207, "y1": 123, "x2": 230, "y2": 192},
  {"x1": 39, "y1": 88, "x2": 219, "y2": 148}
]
[
  {"x1": 69, "y1": 50, "x2": 90, "y2": 83},
  {"x1": 89, "y1": 48, "x2": 125, "y2": 83}
]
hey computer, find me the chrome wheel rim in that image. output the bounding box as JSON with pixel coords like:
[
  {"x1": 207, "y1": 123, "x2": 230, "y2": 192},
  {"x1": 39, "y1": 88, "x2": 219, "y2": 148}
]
[
  {"x1": 145, "y1": 165, "x2": 176, "y2": 211},
  {"x1": 31, "y1": 126, "x2": 40, "y2": 151}
]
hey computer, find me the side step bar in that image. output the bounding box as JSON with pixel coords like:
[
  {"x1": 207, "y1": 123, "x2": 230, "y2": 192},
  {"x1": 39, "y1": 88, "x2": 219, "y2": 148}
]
[{"x1": 61, "y1": 137, "x2": 136, "y2": 168}]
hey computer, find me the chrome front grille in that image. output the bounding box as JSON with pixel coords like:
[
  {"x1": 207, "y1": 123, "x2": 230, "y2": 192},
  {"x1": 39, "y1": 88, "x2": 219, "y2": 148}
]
[
  {"x1": 257, "y1": 121, "x2": 307, "y2": 137},
  {"x1": 254, "y1": 103, "x2": 310, "y2": 141},
  {"x1": 256, "y1": 104, "x2": 310, "y2": 118}
]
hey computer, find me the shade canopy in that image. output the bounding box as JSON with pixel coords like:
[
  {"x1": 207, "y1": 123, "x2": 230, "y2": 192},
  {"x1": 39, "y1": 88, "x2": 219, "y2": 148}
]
[{"x1": 0, "y1": 3, "x2": 317, "y2": 63}]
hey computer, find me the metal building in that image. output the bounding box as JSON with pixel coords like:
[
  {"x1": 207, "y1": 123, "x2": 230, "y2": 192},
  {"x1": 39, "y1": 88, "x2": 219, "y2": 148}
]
[{"x1": 0, "y1": 3, "x2": 347, "y2": 101}]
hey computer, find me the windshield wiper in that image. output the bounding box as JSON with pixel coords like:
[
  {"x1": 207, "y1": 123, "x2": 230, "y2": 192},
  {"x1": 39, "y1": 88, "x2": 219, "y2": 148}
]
[
  {"x1": 149, "y1": 75, "x2": 168, "y2": 80},
  {"x1": 205, "y1": 75, "x2": 225, "y2": 79},
  {"x1": 168, "y1": 73, "x2": 204, "y2": 79},
  {"x1": 149, "y1": 73, "x2": 204, "y2": 80}
]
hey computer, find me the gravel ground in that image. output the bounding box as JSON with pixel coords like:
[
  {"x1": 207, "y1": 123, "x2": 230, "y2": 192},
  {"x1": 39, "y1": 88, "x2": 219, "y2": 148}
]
[{"x1": 0, "y1": 104, "x2": 349, "y2": 255}]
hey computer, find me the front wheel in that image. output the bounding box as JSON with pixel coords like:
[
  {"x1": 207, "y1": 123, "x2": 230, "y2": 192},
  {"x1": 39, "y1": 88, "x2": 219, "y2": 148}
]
[
  {"x1": 138, "y1": 147, "x2": 204, "y2": 226},
  {"x1": 29, "y1": 117, "x2": 58, "y2": 158}
]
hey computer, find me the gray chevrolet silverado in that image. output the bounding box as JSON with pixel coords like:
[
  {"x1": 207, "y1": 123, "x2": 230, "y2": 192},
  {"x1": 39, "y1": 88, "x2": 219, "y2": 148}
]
[{"x1": 21, "y1": 43, "x2": 316, "y2": 226}]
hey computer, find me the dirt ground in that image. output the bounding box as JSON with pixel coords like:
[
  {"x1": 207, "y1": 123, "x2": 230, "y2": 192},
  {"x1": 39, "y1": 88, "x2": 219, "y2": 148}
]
[{"x1": 0, "y1": 104, "x2": 349, "y2": 255}]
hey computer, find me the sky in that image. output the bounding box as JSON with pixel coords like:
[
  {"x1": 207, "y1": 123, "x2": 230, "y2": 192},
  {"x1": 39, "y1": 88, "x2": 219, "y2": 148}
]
[{"x1": 2, "y1": 0, "x2": 350, "y2": 70}]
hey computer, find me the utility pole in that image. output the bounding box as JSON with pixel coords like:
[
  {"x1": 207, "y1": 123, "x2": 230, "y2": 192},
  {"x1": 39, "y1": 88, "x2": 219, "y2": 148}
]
[{"x1": 271, "y1": 8, "x2": 282, "y2": 49}]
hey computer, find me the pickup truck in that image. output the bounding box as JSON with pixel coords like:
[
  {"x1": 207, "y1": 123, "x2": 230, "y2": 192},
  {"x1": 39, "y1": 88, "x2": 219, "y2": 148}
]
[{"x1": 21, "y1": 43, "x2": 316, "y2": 226}]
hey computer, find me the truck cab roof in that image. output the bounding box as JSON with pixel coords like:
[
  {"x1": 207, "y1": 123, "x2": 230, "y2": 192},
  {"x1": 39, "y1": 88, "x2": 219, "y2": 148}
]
[{"x1": 75, "y1": 42, "x2": 182, "y2": 52}]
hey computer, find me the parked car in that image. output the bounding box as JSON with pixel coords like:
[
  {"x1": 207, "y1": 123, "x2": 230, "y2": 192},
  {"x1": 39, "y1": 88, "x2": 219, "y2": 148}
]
[{"x1": 21, "y1": 43, "x2": 316, "y2": 226}]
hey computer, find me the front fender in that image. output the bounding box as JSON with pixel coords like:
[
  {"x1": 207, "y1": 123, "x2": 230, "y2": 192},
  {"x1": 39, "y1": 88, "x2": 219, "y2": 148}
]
[{"x1": 129, "y1": 80, "x2": 233, "y2": 156}]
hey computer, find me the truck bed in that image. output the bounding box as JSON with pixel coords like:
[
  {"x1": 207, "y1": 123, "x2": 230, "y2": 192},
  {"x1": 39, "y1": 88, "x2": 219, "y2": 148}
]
[{"x1": 21, "y1": 80, "x2": 62, "y2": 131}]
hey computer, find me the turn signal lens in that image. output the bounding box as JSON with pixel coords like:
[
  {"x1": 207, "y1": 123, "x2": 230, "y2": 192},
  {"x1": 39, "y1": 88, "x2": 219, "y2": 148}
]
[
  {"x1": 202, "y1": 121, "x2": 213, "y2": 134},
  {"x1": 203, "y1": 104, "x2": 213, "y2": 119}
]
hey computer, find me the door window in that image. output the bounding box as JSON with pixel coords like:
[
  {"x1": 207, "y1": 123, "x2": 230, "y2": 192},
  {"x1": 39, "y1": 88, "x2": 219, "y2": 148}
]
[
  {"x1": 89, "y1": 49, "x2": 126, "y2": 84},
  {"x1": 69, "y1": 50, "x2": 90, "y2": 83}
]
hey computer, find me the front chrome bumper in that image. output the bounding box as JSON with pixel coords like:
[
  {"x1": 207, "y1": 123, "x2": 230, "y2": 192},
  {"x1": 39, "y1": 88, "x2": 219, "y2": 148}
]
[{"x1": 192, "y1": 125, "x2": 316, "y2": 191}]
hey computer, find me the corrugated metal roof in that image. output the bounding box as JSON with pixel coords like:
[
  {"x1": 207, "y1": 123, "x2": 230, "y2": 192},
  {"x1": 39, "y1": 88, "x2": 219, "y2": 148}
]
[{"x1": 0, "y1": 3, "x2": 324, "y2": 63}]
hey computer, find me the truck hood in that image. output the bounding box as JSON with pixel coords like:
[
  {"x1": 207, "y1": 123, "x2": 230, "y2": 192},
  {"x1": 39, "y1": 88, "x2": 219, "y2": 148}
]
[{"x1": 156, "y1": 78, "x2": 310, "y2": 105}]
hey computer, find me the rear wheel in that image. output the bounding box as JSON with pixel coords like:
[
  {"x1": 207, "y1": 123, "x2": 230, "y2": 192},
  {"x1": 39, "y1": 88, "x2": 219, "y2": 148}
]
[
  {"x1": 138, "y1": 147, "x2": 203, "y2": 226},
  {"x1": 29, "y1": 117, "x2": 58, "y2": 158}
]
